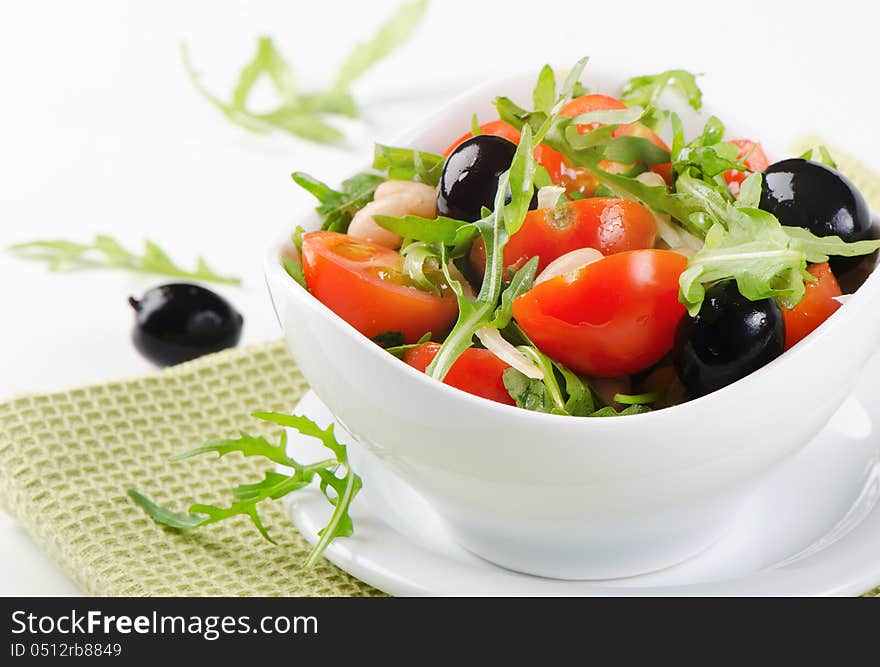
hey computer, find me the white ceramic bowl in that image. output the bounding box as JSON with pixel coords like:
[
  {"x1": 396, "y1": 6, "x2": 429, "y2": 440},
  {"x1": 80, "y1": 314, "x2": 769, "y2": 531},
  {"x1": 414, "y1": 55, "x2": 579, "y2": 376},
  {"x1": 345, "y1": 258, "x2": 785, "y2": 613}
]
[{"x1": 265, "y1": 70, "x2": 880, "y2": 579}]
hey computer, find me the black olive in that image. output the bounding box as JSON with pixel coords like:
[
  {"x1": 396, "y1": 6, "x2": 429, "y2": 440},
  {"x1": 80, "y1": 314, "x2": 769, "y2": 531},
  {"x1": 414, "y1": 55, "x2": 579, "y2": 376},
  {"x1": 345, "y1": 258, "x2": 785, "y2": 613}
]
[
  {"x1": 436, "y1": 135, "x2": 537, "y2": 222},
  {"x1": 673, "y1": 281, "x2": 784, "y2": 398},
  {"x1": 129, "y1": 283, "x2": 243, "y2": 367},
  {"x1": 759, "y1": 158, "x2": 872, "y2": 273}
]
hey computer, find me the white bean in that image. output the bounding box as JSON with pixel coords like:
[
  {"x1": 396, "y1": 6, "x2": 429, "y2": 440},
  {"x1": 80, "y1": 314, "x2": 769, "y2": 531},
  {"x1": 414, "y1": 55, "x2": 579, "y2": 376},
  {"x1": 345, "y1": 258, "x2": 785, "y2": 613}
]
[{"x1": 348, "y1": 180, "x2": 438, "y2": 249}]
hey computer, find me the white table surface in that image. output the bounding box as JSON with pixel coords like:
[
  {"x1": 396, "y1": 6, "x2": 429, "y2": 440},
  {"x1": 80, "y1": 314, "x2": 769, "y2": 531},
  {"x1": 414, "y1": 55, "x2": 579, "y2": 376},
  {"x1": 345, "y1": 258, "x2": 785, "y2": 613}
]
[{"x1": 1, "y1": 0, "x2": 877, "y2": 595}]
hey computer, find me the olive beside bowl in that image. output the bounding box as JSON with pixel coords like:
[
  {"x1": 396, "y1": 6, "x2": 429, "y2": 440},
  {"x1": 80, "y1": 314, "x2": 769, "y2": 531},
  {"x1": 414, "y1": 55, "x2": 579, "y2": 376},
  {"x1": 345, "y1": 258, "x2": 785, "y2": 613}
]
[
  {"x1": 265, "y1": 70, "x2": 880, "y2": 580},
  {"x1": 130, "y1": 283, "x2": 243, "y2": 367}
]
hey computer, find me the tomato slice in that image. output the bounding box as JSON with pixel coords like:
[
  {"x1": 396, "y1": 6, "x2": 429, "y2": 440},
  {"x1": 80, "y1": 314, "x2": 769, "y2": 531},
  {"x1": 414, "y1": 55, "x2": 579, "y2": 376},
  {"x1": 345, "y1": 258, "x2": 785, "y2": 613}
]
[
  {"x1": 724, "y1": 139, "x2": 770, "y2": 194},
  {"x1": 443, "y1": 119, "x2": 567, "y2": 183},
  {"x1": 301, "y1": 231, "x2": 458, "y2": 344},
  {"x1": 782, "y1": 262, "x2": 842, "y2": 349},
  {"x1": 512, "y1": 249, "x2": 687, "y2": 377},
  {"x1": 403, "y1": 342, "x2": 514, "y2": 405},
  {"x1": 470, "y1": 197, "x2": 657, "y2": 276}
]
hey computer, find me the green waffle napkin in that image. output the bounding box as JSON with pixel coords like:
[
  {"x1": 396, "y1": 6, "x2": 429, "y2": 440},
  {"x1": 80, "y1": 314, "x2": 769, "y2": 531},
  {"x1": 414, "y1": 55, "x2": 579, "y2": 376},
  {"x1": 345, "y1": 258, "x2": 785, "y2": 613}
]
[
  {"x1": 0, "y1": 341, "x2": 379, "y2": 596},
  {"x1": 0, "y1": 138, "x2": 878, "y2": 597}
]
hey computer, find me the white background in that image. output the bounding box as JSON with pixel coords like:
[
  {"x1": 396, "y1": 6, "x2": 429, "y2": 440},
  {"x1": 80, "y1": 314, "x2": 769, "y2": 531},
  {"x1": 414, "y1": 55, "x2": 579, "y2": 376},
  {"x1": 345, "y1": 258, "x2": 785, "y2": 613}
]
[{"x1": 0, "y1": 0, "x2": 877, "y2": 594}]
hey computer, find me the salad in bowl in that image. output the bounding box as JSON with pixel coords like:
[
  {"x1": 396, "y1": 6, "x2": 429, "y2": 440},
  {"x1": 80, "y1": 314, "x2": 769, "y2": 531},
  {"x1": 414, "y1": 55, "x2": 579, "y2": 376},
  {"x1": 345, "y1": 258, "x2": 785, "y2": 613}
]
[
  {"x1": 281, "y1": 60, "x2": 877, "y2": 416},
  {"x1": 263, "y1": 59, "x2": 880, "y2": 578}
]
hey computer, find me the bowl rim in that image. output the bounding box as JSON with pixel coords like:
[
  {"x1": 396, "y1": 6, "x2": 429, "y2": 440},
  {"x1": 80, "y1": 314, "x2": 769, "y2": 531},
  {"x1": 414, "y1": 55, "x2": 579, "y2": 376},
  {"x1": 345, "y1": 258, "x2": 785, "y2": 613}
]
[{"x1": 265, "y1": 68, "x2": 880, "y2": 427}]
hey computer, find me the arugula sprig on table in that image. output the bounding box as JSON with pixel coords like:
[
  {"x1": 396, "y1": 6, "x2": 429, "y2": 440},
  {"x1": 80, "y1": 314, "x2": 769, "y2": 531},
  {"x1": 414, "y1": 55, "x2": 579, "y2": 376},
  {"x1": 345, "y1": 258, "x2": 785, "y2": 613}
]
[
  {"x1": 129, "y1": 411, "x2": 361, "y2": 567},
  {"x1": 8, "y1": 235, "x2": 240, "y2": 284},
  {"x1": 182, "y1": 0, "x2": 427, "y2": 143}
]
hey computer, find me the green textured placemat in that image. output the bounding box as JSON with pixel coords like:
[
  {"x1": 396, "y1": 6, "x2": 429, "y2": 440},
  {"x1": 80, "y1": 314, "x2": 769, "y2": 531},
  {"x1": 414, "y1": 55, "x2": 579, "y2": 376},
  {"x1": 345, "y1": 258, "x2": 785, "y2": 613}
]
[
  {"x1": 0, "y1": 341, "x2": 380, "y2": 596},
  {"x1": 0, "y1": 138, "x2": 878, "y2": 597}
]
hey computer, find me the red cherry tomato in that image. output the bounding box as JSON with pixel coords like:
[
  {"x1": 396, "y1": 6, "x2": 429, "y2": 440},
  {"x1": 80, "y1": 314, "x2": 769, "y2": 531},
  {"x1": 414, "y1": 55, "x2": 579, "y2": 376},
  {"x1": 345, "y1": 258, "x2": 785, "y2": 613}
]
[
  {"x1": 301, "y1": 231, "x2": 458, "y2": 344},
  {"x1": 443, "y1": 119, "x2": 567, "y2": 183},
  {"x1": 470, "y1": 197, "x2": 657, "y2": 276},
  {"x1": 724, "y1": 139, "x2": 770, "y2": 194},
  {"x1": 782, "y1": 262, "x2": 842, "y2": 349},
  {"x1": 512, "y1": 249, "x2": 687, "y2": 377},
  {"x1": 403, "y1": 342, "x2": 514, "y2": 405}
]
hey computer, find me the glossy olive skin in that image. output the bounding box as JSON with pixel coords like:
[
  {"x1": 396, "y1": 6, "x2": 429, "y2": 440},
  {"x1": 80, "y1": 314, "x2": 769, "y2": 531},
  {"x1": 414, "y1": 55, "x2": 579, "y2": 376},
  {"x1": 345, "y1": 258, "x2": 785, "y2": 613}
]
[
  {"x1": 437, "y1": 135, "x2": 536, "y2": 222},
  {"x1": 129, "y1": 283, "x2": 243, "y2": 367},
  {"x1": 760, "y1": 158, "x2": 872, "y2": 272},
  {"x1": 673, "y1": 281, "x2": 785, "y2": 398}
]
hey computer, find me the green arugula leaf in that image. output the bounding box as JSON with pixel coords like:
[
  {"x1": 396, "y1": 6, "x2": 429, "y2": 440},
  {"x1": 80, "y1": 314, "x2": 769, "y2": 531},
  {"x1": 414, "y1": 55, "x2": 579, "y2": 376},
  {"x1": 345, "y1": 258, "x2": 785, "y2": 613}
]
[
  {"x1": 613, "y1": 391, "x2": 662, "y2": 405},
  {"x1": 332, "y1": 0, "x2": 428, "y2": 90},
  {"x1": 169, "y1": 429, "x2": 299, "y2": 466},
  {"x1": 798, "y1": 145, "x2": 838, "y2": 168},
  {"x1": 9, "y1": 236, "x2": 240, "y2": 284},
  {"x1": 532, "y1": 64, "x2": 556, "y2": 114},
  {"x1": 517, "y1": 345, "x2": 567, "y2": 412},
  {"x1": 374, "y1": 214, "x2": 476, "y2": 246},
  {"x1": 603, "y1": 135, "x2": 670, "y2": 166},
  {"x1": 293, "y1": 226, "x2": 306, "y2": 253},
  {"x1": 372, "y1": 144, "x2": 445, "y2": 185},
  {"x1": 129, "y1": 411, "x2": 360, "y2": 566},
  {"x1": 503, "y1": 367, "x2": 554, "y2": 413},
  {"x1": 783, "y1": 226, "x2": 880, "y2": 262},
  {"x1": 679, "y1": 203, "x2": 880, "y2": 315},
  {"x1": 372, "y1": 331, "x2": 406, "y2": 348},
  {"x1": 572, "y1": 81, "x2": 590, "y2": 97},
  {"x1": 252, "y1": 411, "x2": 361, "y2": 566},
  {"x1": 621, "y1": 69, "x2": 703, "y2": 110},
  {"x1": 291, "y1": 171, "x2": 385, "y2": 232},
  {"x1": 282, "y1": 256, "x2": 307, "y2": 288},
  {"x1": 675, "y1": 142, "x2": 745, "y2": 178},
  {"x1": 590, "y1": 404, "x2": 651, "y2": 417},
  {"x1": 492, "y1": 257, "x2": 538, "y2": 329},
  {"x1": 384, "y1": 331, "x2": 432, "y2": 357},
  {"x1": 471, "y1": 114, "x2": 482, "y2": 135},
  {"x1": 401, "y1": 242, "x2": 442, "y2": 294},
  {"x1": 232, "y1": 36, "x2": 297, "y2": 108},
  {"x1": 557, "y1": 362, "x2": 595, "y2": 416},
  {"x1": 232, "y1": 471, "x2": 300, "y2": 501},
  {"x1": 568, "y1": 106, "x2": 646, "y2": 126},
  {"x1": 181, "y1": 2, "x2": 426, "y2": 143},
  {"x1": 502, "y1": 348, "x2": 596, "y2": 417},
  {"x1": 670, "y1": 112, "x2": 685, "y2": 159},
  {"x1": 735, "y1": 172, "x2": 763, "y2": 208},
  {"x1": 127, "y1": 490, "x2": 206, "y2": 529}
]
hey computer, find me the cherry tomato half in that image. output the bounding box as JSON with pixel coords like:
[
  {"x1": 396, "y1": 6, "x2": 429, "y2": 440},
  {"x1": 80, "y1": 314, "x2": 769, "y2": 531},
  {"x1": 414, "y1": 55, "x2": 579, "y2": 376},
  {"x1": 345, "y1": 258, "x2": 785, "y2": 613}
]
[
  {"x1": 470, "y1": 197, "x2": 657, "y2": 276},
  {"x1": 724, "y1": 139, "x2": 770, "y2": 194},
  {"x1": 512, "y1": 249, "x2": 688, "y2": 377},
  {"x1": 782, "y1": 262, "x2": 842, "y2": 349},
  {"x1": 403, "y1": 342, "x2": 514, "y2": 405},
  {"x1": 301, "y1": 231, "x2": 458, "y2": 344},
  {"x1": 443, "y1": 119, "x2": 567, "y2": 183}
]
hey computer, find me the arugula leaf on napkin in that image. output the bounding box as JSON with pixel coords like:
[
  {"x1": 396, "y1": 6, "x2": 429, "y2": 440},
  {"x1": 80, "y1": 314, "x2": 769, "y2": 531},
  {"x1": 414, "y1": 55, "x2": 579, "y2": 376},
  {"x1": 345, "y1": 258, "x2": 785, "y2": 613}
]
[
  {"x1": 182, "y1": 0, "x2": 428, "y2": 143},
  {"x1": 8, "y1": 235, "x2": 240, "y2": 284},
  {"x1": 129, "y1": 411, "x2": 361, "y2": 567}
]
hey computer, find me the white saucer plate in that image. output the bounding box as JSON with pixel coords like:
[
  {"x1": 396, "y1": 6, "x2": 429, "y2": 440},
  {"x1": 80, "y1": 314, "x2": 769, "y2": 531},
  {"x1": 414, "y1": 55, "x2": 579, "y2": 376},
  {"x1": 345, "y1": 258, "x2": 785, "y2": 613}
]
[{"x1": 281, "y1": 354, "x2": 880, "y2": 596}]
